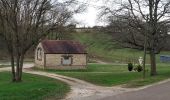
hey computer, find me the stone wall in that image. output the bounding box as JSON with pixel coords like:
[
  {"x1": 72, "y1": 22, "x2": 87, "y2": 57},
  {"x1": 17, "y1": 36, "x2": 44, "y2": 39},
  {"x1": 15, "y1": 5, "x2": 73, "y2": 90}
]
[
  {"x1": 34, "y1": 43, "x2": 44, "y2": 68},
  {"x1": 45, "y1": 54, "x2": 87, "y2": 69},
  {"x1": 35, "y1": 43, "x2": 87, "y2": 69}
]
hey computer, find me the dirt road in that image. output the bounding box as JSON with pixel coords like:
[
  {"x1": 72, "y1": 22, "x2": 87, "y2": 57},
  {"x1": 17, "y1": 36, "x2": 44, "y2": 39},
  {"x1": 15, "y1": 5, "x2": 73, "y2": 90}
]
[{"x1": 1, "y1": 63, "x2": 170, "y2": 100}]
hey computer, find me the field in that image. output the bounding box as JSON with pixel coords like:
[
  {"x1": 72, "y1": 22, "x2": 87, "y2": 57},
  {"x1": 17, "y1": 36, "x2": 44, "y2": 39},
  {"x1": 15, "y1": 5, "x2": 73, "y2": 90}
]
[
  {"x1": 0, "y1": 72, "x2": 70, "y2": 100},
  {"x1": 42, "y1": 63, "x2": 170, "y2": 87},
  {"x1": 0, "y1": 31, "x2": 170, "y2": 63},
  {"x1": 70, "y1": 32, "x2": 170, "y2": 63}
]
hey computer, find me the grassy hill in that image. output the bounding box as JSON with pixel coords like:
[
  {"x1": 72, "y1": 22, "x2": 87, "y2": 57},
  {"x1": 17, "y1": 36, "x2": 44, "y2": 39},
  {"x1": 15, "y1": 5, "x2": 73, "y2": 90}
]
[
  {"x1": 0, "y1": 37, "x2": 34, "y2": 61},
  {"x1": 70, "y1": 31, "x2": 170, "y2": 63},
  {"x1": 0, "y1": 31, "x2": 169, "y2": 63},
  {"x1": 0, "y1": 38, "x2": 9, "y2": 60}
]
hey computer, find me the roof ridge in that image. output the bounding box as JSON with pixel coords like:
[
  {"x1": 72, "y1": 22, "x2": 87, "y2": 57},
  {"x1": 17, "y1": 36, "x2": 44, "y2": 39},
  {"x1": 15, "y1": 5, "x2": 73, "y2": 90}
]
[{"x1": 40, "y1": 40, "x2": 87, "y2": 54}]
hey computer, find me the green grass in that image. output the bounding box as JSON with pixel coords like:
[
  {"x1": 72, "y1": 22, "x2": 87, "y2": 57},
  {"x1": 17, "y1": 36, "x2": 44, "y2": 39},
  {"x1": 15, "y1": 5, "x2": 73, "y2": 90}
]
[
  {"x1": 0, "y1": 72, "x2": 70, "y2": 100},
  {"x1": 0, "y1": 65, "x2": 10, "y2": 68},
  {"x1": 41, "y1": 63, "x2": 170, "y2": 87},
  {"x1": 56, "y1": 71, "x2": 142, "y2": 86},
  {"x1": 61, "y1": 31, "x2": 170, "y2": 87},
  {"x1": 71, "y1": 32, "x2": 145, "y2": 63},
  {"x1": 70, "y1": 32, "x2": 170, "y2": 63},
  {"x1": 43, "y1": 64, "x2": 127, "y2": 72}
]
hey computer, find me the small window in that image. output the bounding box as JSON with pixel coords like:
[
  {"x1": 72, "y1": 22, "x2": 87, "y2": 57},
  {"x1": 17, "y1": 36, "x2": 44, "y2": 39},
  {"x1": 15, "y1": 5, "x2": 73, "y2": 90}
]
[
  {"x1": 61, "y1": 55, "x2": 73, "y2": 65},
  {"x1": 37, "y1": 48, "x2": 42, "y2": 60}
]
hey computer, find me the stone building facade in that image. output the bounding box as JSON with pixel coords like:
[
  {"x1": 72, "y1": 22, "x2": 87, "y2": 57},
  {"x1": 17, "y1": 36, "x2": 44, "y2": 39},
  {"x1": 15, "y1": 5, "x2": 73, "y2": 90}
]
[{"x1": 35, "y1": 40, "x2": 87, "y2": 69}]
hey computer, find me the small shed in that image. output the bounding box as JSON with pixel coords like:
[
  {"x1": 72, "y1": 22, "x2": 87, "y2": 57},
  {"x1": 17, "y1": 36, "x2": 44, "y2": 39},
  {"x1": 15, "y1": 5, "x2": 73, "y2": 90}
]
[
  {"x1": 35, "y1": 40, "x2": 87, "y2": 69},
  {"x1": 160, "y1": 55, "x2": 170, "y2": 62}
]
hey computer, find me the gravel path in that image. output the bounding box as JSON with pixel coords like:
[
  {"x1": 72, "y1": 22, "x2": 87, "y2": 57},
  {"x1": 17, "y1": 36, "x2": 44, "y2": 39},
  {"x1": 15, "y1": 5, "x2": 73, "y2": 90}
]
[
  {"x1": 24, "y1": 68, "x2": 130, "y2": 100},
  {"x1": 0, "y1": 63, "x2": 131, "y2": 100},
  {"x1": 0, "y1": 63, "x2": 170, "y2": 100}
]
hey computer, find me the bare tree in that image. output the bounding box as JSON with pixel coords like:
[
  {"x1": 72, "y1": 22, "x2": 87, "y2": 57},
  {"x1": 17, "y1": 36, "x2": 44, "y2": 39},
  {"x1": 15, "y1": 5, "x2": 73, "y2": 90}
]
[
  {"x1": 101, "y1": 0, "x2": 170, "y2": 76},
  {"x1": 49, "y1": 0, "x2": 86, "y2": 40},
  {"x1": 0, "y1": 0, "x2": 83, "y2": 82},
  {"x1": 47, "y1": 3, "x2": 84, "y2": 40},
  {"x1": 47, "y1": 5, "x2": 73, "y2": 40}
]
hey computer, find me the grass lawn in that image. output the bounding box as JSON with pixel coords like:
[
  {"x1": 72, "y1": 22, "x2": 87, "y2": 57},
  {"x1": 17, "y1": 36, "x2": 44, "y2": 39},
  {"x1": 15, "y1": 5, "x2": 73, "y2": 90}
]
[
  {"x1": 70, "y1": 32, "x2": 170, "y2": 63},
  {"x1": 41, "y1": 63, "x2": 170, "y2": 87},
  {"x1": 0, "y1": 65, "x2": 10, "y2": 68},
  {"x1": 71, "y1": 32, "x2": 146, "y2": 63},
  {"x1": 0, "y1": 72, "x2": 70, "y2": 100}
]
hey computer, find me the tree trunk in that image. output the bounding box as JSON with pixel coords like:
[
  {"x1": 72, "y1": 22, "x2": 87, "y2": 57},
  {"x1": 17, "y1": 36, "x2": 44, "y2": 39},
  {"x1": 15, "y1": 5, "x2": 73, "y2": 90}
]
[
  {"x1": 10, "y1": 53, "x2": 16, "y2": 82},
  {"x1": 150, "y1": 50, "x2": 157, "y2": 76},
  {"x1": 143, "y1": 40, "x2": 147, "y2": 78},
  {"x1": 8, "y1": 44, "x2": 16, "y2": 82},
  {"x1": 15, "y1": 54, "x2": 21, "y2": 82},
  {"x1": 19, "y1": 54, "x2": 24, "y2": 81}
]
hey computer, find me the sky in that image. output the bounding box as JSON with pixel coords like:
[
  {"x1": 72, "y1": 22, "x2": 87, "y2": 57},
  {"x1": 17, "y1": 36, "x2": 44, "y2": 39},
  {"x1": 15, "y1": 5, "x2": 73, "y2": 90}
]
[
  {"x1": 73, "y1": 7, "x2": 97, "y2": 27},
  {"x1": 73, "y1": 0, "x2": 106, "y2": 27}
]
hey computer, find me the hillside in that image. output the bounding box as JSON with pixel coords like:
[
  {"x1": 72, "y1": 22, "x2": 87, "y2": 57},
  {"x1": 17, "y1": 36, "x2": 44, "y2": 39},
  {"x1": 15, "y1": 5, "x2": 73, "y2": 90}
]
[
  {"x1": 0, "y1": 38, "x2": 9, "y2": 60},
  {"x1": 0, "y1": 37, "x2": 34, "y2": 61},
  {"x1": 0, "y1": 31, "x2": 169, "y2": 63},
  {"x1": 70, "y1": 32, "x2": 170, "y2": 63}
]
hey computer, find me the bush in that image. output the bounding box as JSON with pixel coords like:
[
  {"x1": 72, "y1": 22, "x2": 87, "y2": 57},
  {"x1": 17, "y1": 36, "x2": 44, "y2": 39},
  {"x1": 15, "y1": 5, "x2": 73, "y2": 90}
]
[
  {"x1": 136, "y1": 65, "x2": 143, "y2": 72},
  {"x1": 128, "y1": 63, "x2": 133, "y2": 71}
]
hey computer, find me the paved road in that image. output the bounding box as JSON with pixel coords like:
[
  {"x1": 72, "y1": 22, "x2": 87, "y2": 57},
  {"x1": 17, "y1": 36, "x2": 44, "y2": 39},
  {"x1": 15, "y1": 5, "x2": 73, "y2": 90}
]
[{"x1": 102, "y1": 81, "x2": 170, "y2": 100}]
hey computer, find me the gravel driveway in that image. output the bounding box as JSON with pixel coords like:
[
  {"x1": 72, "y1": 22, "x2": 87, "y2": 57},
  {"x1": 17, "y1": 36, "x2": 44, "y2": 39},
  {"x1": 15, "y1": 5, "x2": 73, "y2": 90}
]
[{"x1": 1, "y1": 63, "x2": 170, "y2": 100}]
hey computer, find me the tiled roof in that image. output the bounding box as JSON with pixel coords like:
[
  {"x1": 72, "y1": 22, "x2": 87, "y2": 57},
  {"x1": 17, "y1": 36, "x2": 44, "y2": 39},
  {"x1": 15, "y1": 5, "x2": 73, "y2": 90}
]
[{"x1": 41, "y1": 40, "x2": 87, "y2": 54}]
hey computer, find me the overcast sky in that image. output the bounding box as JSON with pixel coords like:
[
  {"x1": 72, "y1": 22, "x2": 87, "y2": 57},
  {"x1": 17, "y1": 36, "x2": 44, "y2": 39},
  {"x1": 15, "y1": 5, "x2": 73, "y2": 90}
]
[{"x1": 73, "y1": 0, "x2": 106, "y2": 27}]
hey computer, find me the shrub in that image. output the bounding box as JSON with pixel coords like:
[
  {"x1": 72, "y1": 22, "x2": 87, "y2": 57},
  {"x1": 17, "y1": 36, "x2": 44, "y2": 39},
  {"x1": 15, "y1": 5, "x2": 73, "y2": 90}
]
[
  {"x1": 128, "y1": 63, "x2": 133, "y2": 71},
  {"x1": 136, "y1": 65, "x2": 143, "y2": 72}
]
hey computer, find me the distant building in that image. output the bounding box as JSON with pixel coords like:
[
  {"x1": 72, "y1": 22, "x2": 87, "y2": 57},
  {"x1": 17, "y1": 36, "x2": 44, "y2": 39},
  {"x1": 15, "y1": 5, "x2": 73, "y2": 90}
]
[
  {"x1": 35, "y1": 40, "x2": 87, "y2": 69},
  {"x1": 160, "y1": 55, "x2": 170, "y2": 62},
  {"x1": 75, "y1": 27, "x2": 94, "y2": 32},
  {"x1": 75, "y1": 26, "x2": 103, "y2": 33}
]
